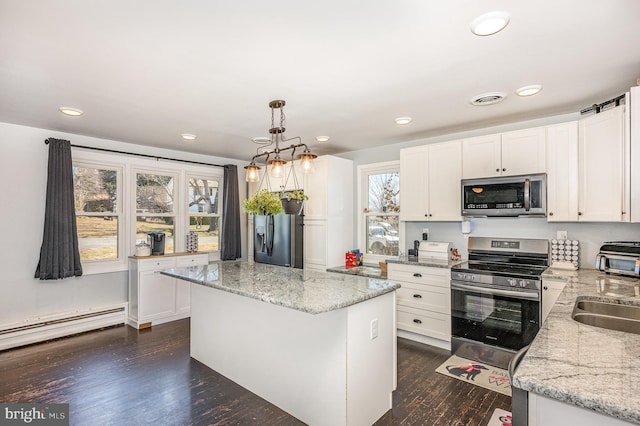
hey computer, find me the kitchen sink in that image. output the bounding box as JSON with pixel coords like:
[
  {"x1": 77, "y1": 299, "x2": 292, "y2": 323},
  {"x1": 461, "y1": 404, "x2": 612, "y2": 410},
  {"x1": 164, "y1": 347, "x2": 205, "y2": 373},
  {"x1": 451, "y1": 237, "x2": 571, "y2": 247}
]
[{"x1": 572, "y1": 299, "x2": 640, "y2": 335}]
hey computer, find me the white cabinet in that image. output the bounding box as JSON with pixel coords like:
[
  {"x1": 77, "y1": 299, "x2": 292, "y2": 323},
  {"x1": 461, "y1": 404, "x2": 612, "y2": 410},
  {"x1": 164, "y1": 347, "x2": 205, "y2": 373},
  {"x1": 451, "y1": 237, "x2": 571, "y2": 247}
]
[
  {"x1": 462, "y1": 128, "x2": 546, "y2": 179},
  {"x1": 541, "y1": 278, "x2": 567, "y2": 323},
  {"x1": 578, "y1": 105, "x2": 628, "y2": 222},
  {"x1": 128, "y1": 253, "x2": 208, "y2": 329},
  {"x1": 546, "y1": 122, "x2": 579, "y2": 221},
  {"x1": 400, "y1": 141, "x2": 462, "y2": 221},
  {"x1": 303, "y1": 155, "x2": 354, "y2": 271},
  {"x1": 528, "y1": 393, "x2": 632, "y2": 426},
  {"x1": 388, "y1": 263, "x2": 451, "y2": 342}
]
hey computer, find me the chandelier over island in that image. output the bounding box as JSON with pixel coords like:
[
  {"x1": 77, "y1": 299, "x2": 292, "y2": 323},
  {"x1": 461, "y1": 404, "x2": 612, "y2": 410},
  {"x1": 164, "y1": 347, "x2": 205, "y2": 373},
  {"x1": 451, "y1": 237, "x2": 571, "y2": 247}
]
[{"x1": 244, "y1": 100, "x2": 317, "y2": 183}]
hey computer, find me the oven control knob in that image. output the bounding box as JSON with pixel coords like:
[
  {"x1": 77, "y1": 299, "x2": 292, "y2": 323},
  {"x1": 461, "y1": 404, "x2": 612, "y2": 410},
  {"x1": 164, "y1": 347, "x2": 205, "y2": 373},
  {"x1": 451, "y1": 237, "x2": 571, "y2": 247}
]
[
  {"x1": 519, "y1": 280, "x2": 528, "y2": 287},
  {"x1": 508, "y1": 278, "x2": 517, "y2": 287}
]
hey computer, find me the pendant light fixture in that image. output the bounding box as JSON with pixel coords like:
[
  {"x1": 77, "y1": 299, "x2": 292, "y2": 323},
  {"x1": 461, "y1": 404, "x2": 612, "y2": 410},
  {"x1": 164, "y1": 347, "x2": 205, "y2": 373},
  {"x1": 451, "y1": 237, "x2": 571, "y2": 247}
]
[{"x1": 244, "y1": 100, "x2": 318, "y2": 182}]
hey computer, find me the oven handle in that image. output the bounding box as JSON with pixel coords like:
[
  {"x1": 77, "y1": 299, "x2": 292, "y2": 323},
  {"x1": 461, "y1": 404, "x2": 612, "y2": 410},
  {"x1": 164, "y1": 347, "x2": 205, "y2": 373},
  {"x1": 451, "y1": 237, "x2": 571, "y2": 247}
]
[{"x1": 451, "y1": 281, "x2": 540, "y2": 301}]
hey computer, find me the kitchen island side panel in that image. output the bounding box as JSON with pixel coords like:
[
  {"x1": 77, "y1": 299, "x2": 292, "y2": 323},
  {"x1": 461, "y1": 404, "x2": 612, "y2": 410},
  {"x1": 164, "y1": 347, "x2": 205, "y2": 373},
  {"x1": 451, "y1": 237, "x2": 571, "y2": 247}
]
[{"x1": 190, "y1": 283, "x2": 395, "y2": 426}]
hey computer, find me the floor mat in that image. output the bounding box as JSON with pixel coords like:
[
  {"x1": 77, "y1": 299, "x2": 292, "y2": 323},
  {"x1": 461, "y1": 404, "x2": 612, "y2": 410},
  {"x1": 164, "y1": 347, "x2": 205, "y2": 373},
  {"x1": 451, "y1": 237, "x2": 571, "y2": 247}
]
[
  {"x1": 486, "y1": 408, "x2": 512, "y2": 425},
  {"x1": 435, "y1": 354, "x2": 512, "y2": 396}
]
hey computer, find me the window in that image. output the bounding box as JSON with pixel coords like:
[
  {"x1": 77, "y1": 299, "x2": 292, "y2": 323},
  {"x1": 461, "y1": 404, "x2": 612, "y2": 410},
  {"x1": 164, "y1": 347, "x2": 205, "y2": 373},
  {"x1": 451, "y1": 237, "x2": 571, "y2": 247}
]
[
  {"x1": 187, "y1": 176, "x2": 221, "y2": 251},
  {"x1": 358, "y1": 161, "x2": 400, "y2": 262},
  {"x1": 135, "y1": 172, "x2": 176, "y2": 253},
  {"x1": 73, "y1": 163, "x2": 123, "y2": 266}
]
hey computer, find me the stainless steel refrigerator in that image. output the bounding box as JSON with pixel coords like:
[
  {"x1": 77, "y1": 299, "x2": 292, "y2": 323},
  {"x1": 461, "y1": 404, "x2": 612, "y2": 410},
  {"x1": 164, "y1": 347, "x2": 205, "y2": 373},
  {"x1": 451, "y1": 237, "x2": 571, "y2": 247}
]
[{"x1": 254, "y1": 214, "x2": 303, "y2": 268}]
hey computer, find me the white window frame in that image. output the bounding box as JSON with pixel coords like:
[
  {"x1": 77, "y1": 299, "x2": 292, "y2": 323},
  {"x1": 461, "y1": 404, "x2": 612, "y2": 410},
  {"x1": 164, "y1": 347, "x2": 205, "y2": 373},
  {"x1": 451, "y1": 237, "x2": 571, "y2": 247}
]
[
  {"x1": 357, "y1": 160, "x2": 400, "y2": 265},
  {"x1": 186, "y1": 172, "x2": 223, "y2": 258},
  {"x1": 72, "y1": 153, "x2": 126, "y2": 274},
  {"x1": 72, "y1": 147, "x2": 225, "y2": 274}
]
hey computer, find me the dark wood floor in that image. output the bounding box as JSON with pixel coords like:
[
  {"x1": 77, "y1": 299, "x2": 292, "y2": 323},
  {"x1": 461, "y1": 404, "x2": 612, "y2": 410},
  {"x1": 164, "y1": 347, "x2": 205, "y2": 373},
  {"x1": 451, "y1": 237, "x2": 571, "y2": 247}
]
[{"x1": 0, "y1": 320, "x2": 510, "y2": 425}]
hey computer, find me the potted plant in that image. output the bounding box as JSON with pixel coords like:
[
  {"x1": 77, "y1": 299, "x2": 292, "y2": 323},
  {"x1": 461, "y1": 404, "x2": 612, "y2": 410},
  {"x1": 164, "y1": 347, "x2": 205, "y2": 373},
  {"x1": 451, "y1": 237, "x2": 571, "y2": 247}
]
[
  {"x1": 281, "y1": 189, "x2": 308, "y2": 215},
  {"x1": 242, "y1": 189, "x2": 284, "y2": 216}
]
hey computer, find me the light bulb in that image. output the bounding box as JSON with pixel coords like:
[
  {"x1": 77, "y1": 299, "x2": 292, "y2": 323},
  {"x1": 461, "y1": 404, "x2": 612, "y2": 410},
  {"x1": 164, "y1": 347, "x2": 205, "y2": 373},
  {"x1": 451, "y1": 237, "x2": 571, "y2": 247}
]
[
  {"x1": 301, "y1": 157, "x2": 314, "y2": 173},
  {"x1": 270, "y1": 162, "x2": 284, "y2": 178},
  {"x1": 246, "y1": 168, "x2": 258, "y2": 182}
]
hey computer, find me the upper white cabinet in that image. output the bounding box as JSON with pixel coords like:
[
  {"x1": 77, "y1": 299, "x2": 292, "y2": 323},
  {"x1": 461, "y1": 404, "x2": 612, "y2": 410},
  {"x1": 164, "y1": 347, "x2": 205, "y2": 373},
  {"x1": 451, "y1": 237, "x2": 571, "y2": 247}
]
[
  {"x1": 462, "y1": 128, "x2": 546, "y2": 179},
  {"x1": 630, "y1": 86, "x2": 640, "y2": 222},
  {"x1": 400, "y1": 141, "x2": 462, "y2": 221},
  {"x1": 578, "y1": 105, "x2": 628, "y2": 222},
  {"x1": 546, "y1": 122, "x2": 579, "y2": 221}
]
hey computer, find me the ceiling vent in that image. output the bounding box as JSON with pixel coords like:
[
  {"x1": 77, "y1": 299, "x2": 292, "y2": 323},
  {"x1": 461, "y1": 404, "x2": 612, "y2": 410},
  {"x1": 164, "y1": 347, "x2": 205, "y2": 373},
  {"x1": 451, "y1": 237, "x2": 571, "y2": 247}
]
[{"x1": 470, "y1": 92, "x2": 507, "y2": 106}]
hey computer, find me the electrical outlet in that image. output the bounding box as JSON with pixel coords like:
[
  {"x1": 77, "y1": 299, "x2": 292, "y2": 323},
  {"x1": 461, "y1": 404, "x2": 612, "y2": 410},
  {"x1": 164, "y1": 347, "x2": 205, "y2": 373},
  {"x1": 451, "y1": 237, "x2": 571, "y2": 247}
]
[
  {"x1": 557, "y1": 230, "x2": 568, "y2": 240},
  {"x1": 370, "y1": 319, "x2": 378, "y2": 340}
]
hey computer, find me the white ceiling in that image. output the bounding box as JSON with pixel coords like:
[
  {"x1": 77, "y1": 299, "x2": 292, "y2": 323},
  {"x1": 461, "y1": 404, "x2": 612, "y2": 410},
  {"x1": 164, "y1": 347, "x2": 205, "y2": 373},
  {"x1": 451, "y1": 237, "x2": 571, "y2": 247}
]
[{"x1": 1, "y1": 1, "x2": 639, "y2": 163}]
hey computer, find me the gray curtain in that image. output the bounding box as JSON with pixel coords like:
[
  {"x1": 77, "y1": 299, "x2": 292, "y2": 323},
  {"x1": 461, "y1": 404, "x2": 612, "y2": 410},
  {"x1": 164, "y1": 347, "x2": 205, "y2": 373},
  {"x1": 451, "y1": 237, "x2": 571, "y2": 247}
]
[
  {"x1": 220, "y1": 164, "x2": 242, "y2": 260},
  {"x1": 35, "y1": 138, "x2": 83, "y2": 280}
]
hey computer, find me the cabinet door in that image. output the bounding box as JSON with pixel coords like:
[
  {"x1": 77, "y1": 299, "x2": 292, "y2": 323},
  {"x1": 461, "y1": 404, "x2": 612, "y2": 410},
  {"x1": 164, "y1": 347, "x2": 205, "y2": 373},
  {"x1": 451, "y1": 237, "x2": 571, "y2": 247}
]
[
  {"x1": 303, "y1": 220, "x2": 327, "y2": 270},
  {"x1": 399, "y1": 146, "x2": 429, "y2": 221},
  {"x1": 462, "y1": 134, "x2": 501, "y2": 179},
  {"x1": 542, "y1": 279, "x2": 567, "y2": 323},
  {"x1": 578, "y1": 106, "x2": 626, "y2": 221},
  {"x1": 501, "y1": 127, "x2": 546, "y2": 176},
  {"x1": 546, "y1": 122, "x2": 579, "y2": 221},
  {"x1": 428, "y1": 140, "x2": 462, "y2": 221},
  {"x1": 139, "y1": 271, "x2": 176, "y2": 321},
  {"x1": 303, "y1": 156, "x2": 328, "y2": 220}
]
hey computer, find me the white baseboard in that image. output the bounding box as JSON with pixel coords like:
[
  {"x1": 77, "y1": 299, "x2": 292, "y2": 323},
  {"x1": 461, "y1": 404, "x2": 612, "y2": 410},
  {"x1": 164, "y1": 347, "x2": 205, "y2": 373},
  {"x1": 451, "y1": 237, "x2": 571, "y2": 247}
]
[
  {"x1": 397, "y1": 329, "x2": 451, "y2": 351},
  {"x1": 0, "y1": 303, "x2": 128, "y2": 351}
]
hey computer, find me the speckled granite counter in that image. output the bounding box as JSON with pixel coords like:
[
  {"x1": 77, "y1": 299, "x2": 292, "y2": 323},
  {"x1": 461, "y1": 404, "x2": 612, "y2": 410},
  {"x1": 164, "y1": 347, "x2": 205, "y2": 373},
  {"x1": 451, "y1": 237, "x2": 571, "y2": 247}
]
[
  {"x1": 386, "y1": 256, "x2": 463, "y2": 268},
  {"x1": 512, "y1": 268, "x2": 640, "y2": 424},
  {"x1": 161, "y1": 261, "x2": 400, "y2": 314},
  {"x1": 326, "y1": 264, "x2": 387, "y2": 279}
]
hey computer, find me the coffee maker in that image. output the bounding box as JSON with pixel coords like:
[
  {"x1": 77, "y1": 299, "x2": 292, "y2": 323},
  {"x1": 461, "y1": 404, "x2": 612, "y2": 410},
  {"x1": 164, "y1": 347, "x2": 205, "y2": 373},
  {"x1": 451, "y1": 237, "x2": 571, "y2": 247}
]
[{"x1": 147, "y1": 232, "x2": 166, "y2": 255}]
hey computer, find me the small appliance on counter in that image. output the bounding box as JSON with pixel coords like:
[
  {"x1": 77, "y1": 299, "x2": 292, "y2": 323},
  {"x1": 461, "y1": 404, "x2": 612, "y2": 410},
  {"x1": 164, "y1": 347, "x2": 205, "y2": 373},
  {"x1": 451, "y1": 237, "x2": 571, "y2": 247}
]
[
  {"x1": 147, "y1": 232, "x2": 166, "y2": 255},
  {"x1": 418, "y1": 241, "x2": 452, "y2": 260},
  {"x1": 135, "y1": 240, "x2": 151, "y2": 256},
  {"x1": 596, "y1": 242, "x2": 640, "y2": 277}
]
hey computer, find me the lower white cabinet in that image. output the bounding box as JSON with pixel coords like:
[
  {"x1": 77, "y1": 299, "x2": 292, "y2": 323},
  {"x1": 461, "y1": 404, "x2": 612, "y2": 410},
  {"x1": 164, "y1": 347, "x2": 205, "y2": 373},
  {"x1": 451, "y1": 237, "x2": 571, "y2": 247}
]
[
  {"x1": 128, "y1": 253, "x2": 208, "y2": 329},
  {"x1": 388, "y1": 263, "x2": 451, "y2": 342},
  {"x1": 541, "y1": 278, "x2": 567, "y2": 323}
]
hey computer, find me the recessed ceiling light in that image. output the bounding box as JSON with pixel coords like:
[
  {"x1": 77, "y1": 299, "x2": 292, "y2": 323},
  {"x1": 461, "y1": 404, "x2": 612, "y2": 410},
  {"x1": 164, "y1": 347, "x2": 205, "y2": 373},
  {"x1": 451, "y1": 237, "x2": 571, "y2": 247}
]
[
  {"x1": 516, "y1": 84, "x2": 543, "y2": 97},
  {"x1": 181, "y1": 133, "x2": 197, "y2": 140},
  {"x1": 59, "y1": 107, "x2": 83, "y2": 116},
  {"x1": 471, "y1": 11, "x2": 510, "y2": 36},
  {"x1": 316, "y1": 136, "x2": 330, "y2": 142},
  {"x1": 395, "y1": 117, "x2": 412, "y2": 125},
  {"x1": 470, "y1": 92, "x2": 507, "y2": 106},
  {"x1": 251, "y1": 137, "x2": 271, "y2": 144}
]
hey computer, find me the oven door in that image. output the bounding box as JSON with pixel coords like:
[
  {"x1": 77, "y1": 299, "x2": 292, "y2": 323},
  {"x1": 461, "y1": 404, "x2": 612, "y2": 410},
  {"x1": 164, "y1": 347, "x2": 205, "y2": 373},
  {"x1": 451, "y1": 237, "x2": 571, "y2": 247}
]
[{"x1": 451, "y1": 281, "x2": 540, "y2": 351}]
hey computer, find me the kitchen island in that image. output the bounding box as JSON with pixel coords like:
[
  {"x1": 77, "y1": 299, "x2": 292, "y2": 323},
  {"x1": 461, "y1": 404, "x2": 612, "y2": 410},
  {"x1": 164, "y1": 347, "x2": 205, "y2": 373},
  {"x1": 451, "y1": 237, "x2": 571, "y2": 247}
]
[
  {"x1": 512, "y1": 269, "x2": 640, "y2": 425},
  {"x1": 161, "y1": 261, "x2": 401, "y2": 426}
]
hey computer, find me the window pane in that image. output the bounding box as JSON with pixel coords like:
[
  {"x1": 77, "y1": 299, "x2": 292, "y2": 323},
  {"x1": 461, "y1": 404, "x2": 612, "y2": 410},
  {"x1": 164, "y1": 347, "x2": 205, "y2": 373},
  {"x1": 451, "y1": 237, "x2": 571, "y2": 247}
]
[
  {"x1": 188, "y1": 178, "x2": 219, "y2": 214},
  {"x1": 76, "y1": 216, "x2": 118, "y2": 261},
  {"x1": 136, "y1": 173, "x2": 174, "y2": 214},
  {"x1": 366, "y1": 216, "x2": 399, "y2": 256},
  {"x1": 136, "y1": 217, "x2": 174, "y2": 254},
  {"x1": 367, "y1": 172, "x2": 399, "y2": 213},
  {"x1": 189, "y1": 216, "x2": 220, "y2": 251},
  {"x1": 73, "y1": 167, "x2": 117, "y2": 213}
]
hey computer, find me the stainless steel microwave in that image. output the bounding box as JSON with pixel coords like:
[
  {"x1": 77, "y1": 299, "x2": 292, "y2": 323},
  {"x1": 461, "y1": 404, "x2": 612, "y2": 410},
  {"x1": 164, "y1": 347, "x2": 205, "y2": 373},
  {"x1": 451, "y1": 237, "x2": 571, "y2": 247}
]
[{"x1": 461, "y1": 174, "x2": 546, "y2": 217}]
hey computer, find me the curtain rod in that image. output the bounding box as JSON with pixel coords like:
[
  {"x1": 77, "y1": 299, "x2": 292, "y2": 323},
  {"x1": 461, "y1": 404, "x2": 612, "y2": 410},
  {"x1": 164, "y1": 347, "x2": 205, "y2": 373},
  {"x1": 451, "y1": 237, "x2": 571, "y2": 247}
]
[{"x1": 44, "y1": 139, "x2": 226, "y2": 168}]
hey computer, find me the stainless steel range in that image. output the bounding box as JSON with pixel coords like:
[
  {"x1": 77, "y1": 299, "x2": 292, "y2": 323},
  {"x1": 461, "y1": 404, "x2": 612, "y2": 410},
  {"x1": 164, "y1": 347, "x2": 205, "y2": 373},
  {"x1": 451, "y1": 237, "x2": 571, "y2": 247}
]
[{"x1": 451, "y1": 237, "x2": 549, "y2": 369}]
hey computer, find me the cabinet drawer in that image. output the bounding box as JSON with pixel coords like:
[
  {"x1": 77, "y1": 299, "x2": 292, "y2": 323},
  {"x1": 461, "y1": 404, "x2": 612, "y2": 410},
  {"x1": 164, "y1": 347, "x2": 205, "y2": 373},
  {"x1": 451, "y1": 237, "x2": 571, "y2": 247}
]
[
  {"x1": 387, "y1": 263, "x2": 450, "y2": 287},
  {"x1": 396, "y1": 283, "x2": 450, "y2": 314},
  {"x1": 176, "y1": 254, "x2": 209, "y2": 267},
  {"x1": 397, "y1": 306, "x2": 451, "y2": 342},
  {"x1": 138, "y1": 257, "x2": 177, "y2": 271}
]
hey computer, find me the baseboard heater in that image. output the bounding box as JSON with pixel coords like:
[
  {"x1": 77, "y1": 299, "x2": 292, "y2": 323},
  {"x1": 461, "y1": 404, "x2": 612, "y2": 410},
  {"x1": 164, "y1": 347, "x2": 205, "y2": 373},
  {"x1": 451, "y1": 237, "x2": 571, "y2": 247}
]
[{"x1": 0, "y1": 303, "x2": 128, "y2": 351}]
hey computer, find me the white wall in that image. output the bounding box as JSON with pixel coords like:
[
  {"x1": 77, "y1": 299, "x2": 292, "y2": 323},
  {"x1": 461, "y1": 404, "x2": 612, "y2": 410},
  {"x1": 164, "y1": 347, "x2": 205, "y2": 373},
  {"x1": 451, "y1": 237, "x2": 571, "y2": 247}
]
[
  {"x1": 336, "y1": 111, "x2": 640, "y2": 266},
  {"x1": 0, "y1": 122, "x2": 247, "y2": 325}
]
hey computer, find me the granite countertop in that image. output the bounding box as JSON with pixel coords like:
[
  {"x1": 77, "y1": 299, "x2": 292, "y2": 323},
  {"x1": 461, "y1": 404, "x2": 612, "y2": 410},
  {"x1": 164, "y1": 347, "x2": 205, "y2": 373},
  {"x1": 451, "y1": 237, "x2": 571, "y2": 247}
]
[
  {"x1": 386, "y1": 256, "x2": 464, "y2": 268},
  {"x1": 161, "y1": 261, "x2": 401, "y2": 315},
  {"x1": 512, "y1": 268, "x2": 640, "y2": 424},
  {"x1": 326, "y1": 265, "x2": 387, "y2": 279}
]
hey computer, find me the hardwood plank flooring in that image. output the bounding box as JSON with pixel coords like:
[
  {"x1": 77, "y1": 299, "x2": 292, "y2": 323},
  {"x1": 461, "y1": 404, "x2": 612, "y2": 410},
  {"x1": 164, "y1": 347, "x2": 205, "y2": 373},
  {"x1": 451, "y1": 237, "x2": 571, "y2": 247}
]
[{"x1": 0, "y1": 320, "x2": 510, "y2": 425}]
